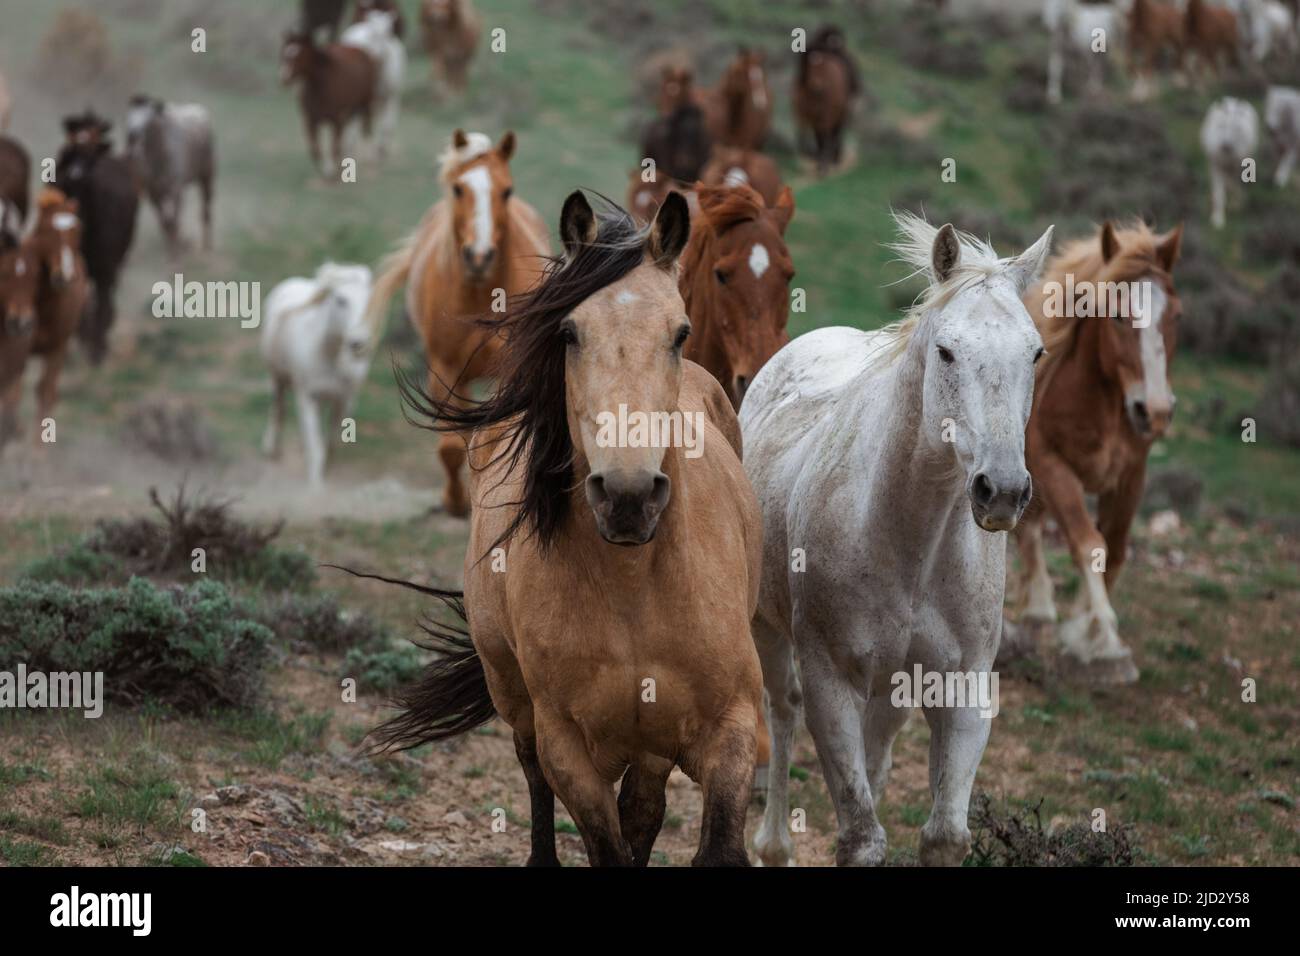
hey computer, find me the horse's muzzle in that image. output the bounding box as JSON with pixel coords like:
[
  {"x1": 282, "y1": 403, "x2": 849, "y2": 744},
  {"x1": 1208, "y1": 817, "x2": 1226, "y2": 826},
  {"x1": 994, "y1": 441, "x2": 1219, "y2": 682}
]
[
  {"x1": 969, "y1": 470, "x2": 1032, "y2": 533},
  {"x1": 585, "y1": 469, "x2": 672, "y2": 546}
]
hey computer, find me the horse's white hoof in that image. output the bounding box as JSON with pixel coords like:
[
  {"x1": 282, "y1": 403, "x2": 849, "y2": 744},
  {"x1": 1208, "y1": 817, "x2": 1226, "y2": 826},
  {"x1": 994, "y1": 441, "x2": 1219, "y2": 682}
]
[{"x1": 1057, "y1": 612, "x2": 1139, "y2": 685}]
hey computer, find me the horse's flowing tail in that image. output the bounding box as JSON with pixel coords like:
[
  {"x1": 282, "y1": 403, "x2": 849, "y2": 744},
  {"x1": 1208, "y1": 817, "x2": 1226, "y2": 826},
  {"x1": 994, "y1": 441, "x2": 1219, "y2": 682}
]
[
  {"x1": 326, "y1": 566, "x2": 496, "y2": 752},
  {"x1": 363, "y1": 229, "x2": 417, "y2": 346}
]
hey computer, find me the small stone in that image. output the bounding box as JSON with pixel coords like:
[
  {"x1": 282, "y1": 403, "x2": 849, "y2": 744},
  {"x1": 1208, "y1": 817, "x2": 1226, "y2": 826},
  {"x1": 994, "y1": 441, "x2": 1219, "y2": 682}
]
[
  {"x1": 443, "y1": 810, "x2": 470, "y2": 827},
  {"x1": 245, "y1": 850, "x2": 271, "y2": 866},
  {"x1": 1149, "y1": 509, "x2": 1180, "y2": 537}
]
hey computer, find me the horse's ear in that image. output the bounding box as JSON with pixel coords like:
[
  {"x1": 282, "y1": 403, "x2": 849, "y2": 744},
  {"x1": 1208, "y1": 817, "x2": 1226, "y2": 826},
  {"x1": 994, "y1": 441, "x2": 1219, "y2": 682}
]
[
  {"x1": 647, "y1": 190, "x2": 691, "y2": 269},
  {"x1": 559, "y1": 190, "x2": 596, "y2": 260},
  {"x1": 1008, "y1": 225, "x2": 1055, "y2": 296},
  {"x1": 1156, "y1": 223, "x2": 1183, "y2": 272},
  {"x1": 497, "y1": 131, "x2": 516, "y2": 161},
  {"x1": 1100, "y1": 221, "x2": 1120, "y2": 263},
  {"x1": 931, "y1": 223, "x2": 960, "y2": 284},
  {"x1": 769, "y1": 186, "x2": 795, "y2": 234},
  {"x1": 452, "y1": 129, "x2": 468, "y2": 150}
]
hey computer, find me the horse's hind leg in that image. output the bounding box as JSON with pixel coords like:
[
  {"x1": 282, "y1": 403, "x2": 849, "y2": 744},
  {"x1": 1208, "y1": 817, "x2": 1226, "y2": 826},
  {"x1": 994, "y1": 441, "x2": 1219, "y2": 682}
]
[
  {"x1": 262, "y1": 375, "x2": 288, "y2": 458},
  {"x1": 617, "y1": 754, "x2": 673, "y2": 866},
  {"x1": 513, "y1": 731, "x2": 560, "y2": 867},
  {"x1": 919, "y1": 701, "x2": 991, "y2": 867},
  {"x1": 691, "y1": 706, "x2": 757, "y2": 867},
  {"x1": 752, "y1": 616, "x2": 799, "y2": 866},
  {"x1": 1016, "y1": 515, "x2": 1057, "y2": 622},
  {"x1": 535, "y1": 715, "x2": 631, "y2": 866}
]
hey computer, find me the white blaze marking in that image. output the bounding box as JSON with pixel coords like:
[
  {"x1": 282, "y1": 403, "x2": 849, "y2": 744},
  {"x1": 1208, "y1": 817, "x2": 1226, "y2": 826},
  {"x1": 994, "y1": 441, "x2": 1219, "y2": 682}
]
[
  {"x1": 1136, "y1": 282, "x2": 1170, "y2": 407},
  {"x1": 52, "y1": 212, "x2": 77, "y2": 231},
  {"x1": 749, "y1": 66, "x2": 768, "y2": 109},
  {"x1": 61, "y1": 246, "x2": 74, "y2": 279},
  {"x1": 459, "y1": 165, "x2": 493, "y2": 255},
  {"x1": 615, "y1": 291, "x2": 638, "y2": 305},
  {"x1": 723, "y1": 167, "x2": 749, "y2": 187},
  {"x1": 748, "y1": 243, "x2": 770, "y2": 279}
]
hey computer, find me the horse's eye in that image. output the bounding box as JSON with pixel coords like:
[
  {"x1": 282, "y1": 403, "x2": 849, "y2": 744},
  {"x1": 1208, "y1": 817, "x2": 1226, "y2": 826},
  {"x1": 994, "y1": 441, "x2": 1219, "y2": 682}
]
[
  {"x1": 559, "y1": 321, "x2": 578, "y2": 346},
  {"x1": 937, "y1": 346, "x2": 954, "y2": 364},
  {"x1": 714, "y1": 268, "x2": 728, "y2": 285},
  {"x1": 1034, "y1": 347, "x2": 1045, "y2": 364},
  {"x1": 452, "y1": 184, "x2": 464, "y2": 198},
  {"x1": 502, "y1": 187, "x2": 513, "y2": 200},
  {"x1": 673, "y1": 324, "x2": 691, "y2": 349}
]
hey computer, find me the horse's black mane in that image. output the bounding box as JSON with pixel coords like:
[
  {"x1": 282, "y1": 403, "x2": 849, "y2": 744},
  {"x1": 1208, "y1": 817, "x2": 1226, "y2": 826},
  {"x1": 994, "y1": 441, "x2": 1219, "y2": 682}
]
[{"x1": 399, "y1": 194, "x2": 651, "y2": 556}]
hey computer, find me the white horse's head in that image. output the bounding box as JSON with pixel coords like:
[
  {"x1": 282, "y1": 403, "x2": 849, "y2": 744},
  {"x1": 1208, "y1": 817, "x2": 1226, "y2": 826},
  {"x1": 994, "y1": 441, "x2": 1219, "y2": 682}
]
[
  {"x1": 316, "y1": 262, "x2": 375, "y2": 359},
  {"x1": 892, "y1": 213, "x2": 1053, "y2": 532}
]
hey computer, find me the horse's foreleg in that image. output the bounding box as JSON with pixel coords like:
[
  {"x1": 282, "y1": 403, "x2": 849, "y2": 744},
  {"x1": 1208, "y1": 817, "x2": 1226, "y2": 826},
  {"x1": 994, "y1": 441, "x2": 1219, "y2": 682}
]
[
  {"x1": 752, "y1": 616, "x2": 799, "y2": 867},
  {"x1": 295, "y1": 389, "x2": 326, "y2": 487},
  {"x1": 691, "y1": 705, "x2": 757, "y2": 867},
  {"x1": 796, "y1": 636, "x2": 885, "y2": 865},
  {"x1": 429, "y1": 362, "x2": 470, "y2": 516},
  {"x1": 1097, "y1": 462, "x2": 1145, "y2": 595},
  {"x1": 0, "y1": 375, "x2": 22, "y2": 452},
  {"x1": 513, "y1": 731, "x2": 560, "y2": 867},
  {"x1": 33, "y1": 347, "x2": 66, "y2": 452},
  {"x1": 535, "y1": 714, "x2": 631, "y2": 866},
  {"x1": 1209, "y1": 164, "x2": 1227, "y2": 229},
  {"x1": 918, "y1": 702, "x2": 991, "y2": 867},
  {"x1": 861, "y1": 692, "x2": 912, "y2": 811},
  {"x1": 616, "y1": 754, "x2": 673, "y2": 867},
  {"x1": 330, "y1": 121, "x2": 344, "y2": 180},
  {"x1": 262, "y1": 375, "x2": 288, "y2": 459},
  {"x1": 200, "y1": 174, "x2": 213, "y2": 251},
  {"x1": 1015, "y1": 515, "x2": 1057, "y2": 622},
  {"x1": 1277, "y1": 146, "x2": 1297, "y2": 188},
  {"x1": 306, "y1": 117, "x2": 326, "y2": 178}
]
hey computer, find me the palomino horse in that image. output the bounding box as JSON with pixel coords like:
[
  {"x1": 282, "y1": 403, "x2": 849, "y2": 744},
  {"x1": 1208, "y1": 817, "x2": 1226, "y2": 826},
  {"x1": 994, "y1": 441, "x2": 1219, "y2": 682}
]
[
  {"x1": 700, "y1": 147, "x2": 785, "y2": 207},
  {"x1": 1201, "y1": 97, "x2": 1259, "y2": 229},
  {"x1": 793, "y1": 25, "x2": 858, "y2": 176},
  {"x1": 1015, "y1": 220, "x2": 1183, "y2": 685},
  {"x1": 53, "y1": 112, "x2": 138, "y2": 365},
  {"x1": 420, "y1": 0, "x2": 481, "y2": 96},
  {"x1": 0, "y1": 229, "x2": 39, "y2": 452},
  {"x1": 1185, "y1": 0, "x2": 1240, "y2": 79},
  {"x1": 365, "y1": 130, "x2": 549, "y2": 515},
  {"x1": 741, "y1": 213, "x2": 1054, "y2": 867},
  {"x1": 280, "y1": 29, "x2": 377, "y2": 177},
  {"x1": 680, "y1": 183, "x2": 795, "y2": 408},
  {"x1": 369, "y1": 192, "x2": 764, "y2": 867},
  {"x1": 0, "y1": 189, "x2": 89, "y2": 454},
  {"x1": 261, "y1": 262, "x2": 376, "y2": 486},
  {"x1": 1128, "y1": 0, "x2": 1185, "y2": 97},
  {"x1": 700, "y1": 49, "x2": 772, "y2": 151},
  {"x1": 126, "y1": 95, "x2": 216, "y2": 254}
]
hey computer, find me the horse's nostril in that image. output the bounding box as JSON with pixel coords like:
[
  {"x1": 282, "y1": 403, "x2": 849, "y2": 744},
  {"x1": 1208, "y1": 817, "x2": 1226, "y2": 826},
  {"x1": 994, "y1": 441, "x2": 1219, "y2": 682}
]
[
  {"x1": 1018, "y1": 478, "x2": 1033, "y2": 508},
  {"x1": 972, "y1": 473, "x2": 995, "y2": 506},
  {"x1": 1133, "y1": 400, "x2": 1149, "y2": 423}
]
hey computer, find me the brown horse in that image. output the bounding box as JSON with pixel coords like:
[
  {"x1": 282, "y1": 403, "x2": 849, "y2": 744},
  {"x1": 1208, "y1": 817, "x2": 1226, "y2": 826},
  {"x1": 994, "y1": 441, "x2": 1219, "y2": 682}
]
[
  {"x1": 279, "y1": 29, "x2": 377, "y2": 177},
  {"x1": 369, "y1": 192, "x2": 764, "y2": 867},
  {"x1": 680, "y1": 183, "x2": 795, "y2": 409},
  {"x1": 352, "y1": 0, "x2": 405, "y2": 38},
  {"x1": 793, "y1": 25, "x2": 857, "y2": 176},
  {"x1": 365, "y1": 130, "x2": 549, "y2": 515},
  {"x1": 0, "y1": 232, "x2": 39, "y2": 452},
  {"x1": 699, "y1": 49, "x2": 772, "y2": 151},
  {"x1": 699, "y1": 147, "x2": 785, "y2": 207},
  {"x1": 1014, "y1": 220, "x2": 1184, "y2": 685},
  {"x1": 420, "y1": 0, "x2": 481, "y2": 95},
  {"x1": 625, "y1": 166, "x2": 683, "y2": 223},
  {"x1": 1185, "y1": 0, "x2": 1240, "y2": 78},
  {"x1": 1128, "y1": 0, "x2": 1186, "y2": 95},
  {"x1": 0, "y1": 134, "x2": 31, "y2": 227},
  {"x1": 0, "y1": 189, "x2": 88, "y2": 454}
]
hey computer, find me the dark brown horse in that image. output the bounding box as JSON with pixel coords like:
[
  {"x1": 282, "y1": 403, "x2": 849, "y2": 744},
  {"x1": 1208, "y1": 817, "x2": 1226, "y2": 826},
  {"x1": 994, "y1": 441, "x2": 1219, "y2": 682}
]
[
  {"x1": 1128, "y1": 0, "x2": 1186, "y2": 95},
  {"x1": 280, "y1": 29, "x2": 377, "y2": 177},
  {"x1": 680, "y1": 183, "x2": 795, "y2": 408},
  {"x1": 53, "y1": 111, "x2": 138, "y2": 365},
  {"x1": 0, "y1": 230, "x2": 39, "y2": 452},
  {"x1": 794, "y1": 25, "x2": 858, "y2": 175},
  {"x1": 0, "y1": 134, "x2": 30, "y2": 227}
]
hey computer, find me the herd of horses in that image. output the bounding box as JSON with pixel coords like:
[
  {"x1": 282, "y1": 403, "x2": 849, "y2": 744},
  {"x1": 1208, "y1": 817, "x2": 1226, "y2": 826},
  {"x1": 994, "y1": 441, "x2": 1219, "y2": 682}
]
[{"x1": 0, "y1": 0, "x2": 1292, "y2": 867}]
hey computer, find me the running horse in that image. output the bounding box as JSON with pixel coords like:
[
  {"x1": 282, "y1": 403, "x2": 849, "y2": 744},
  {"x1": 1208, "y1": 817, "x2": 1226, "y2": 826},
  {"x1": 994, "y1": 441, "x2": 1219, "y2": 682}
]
[
  {"x1": 680, "y1": 182, "x2": 795, "y2": 408},
  {"x1": 1184, "y1": 0, "x2": 1240, "y2": 79},
  {"x1": 793, "y1": 25, "x2": 859, "y2": 175},
  {"x1": 1128, "y1": 0, "x2": 1185, "y2": 97},
  {"x1": 0, "y1": 220, "x2": 39, "y2": 452},
  {"x1": 1013, "y1": 220, "x2": 1184, "y2": 685},
  {"x1": 279, "y1": 28, "x2": 377, "y2": 177},
  {"x1": 700, "y1": 49, "x2": 772, "y2": 151},
  {"x1": 419, "y1": 0, "x2": 481, "y2": 96},
  {"x1": 365, "y1": 130, "x2": 549, "y2": 516},
  {"x1": 367, "y1": 192, "x2": 764, "y2": 867}
]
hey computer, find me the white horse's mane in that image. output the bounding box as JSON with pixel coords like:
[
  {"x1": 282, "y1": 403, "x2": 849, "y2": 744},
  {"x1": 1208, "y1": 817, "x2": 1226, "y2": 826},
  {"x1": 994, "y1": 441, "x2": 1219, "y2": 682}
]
[
  {"x1": 438, "y1": 131, "x2": 493, "y2": 181},
  {"x1": 867, "y1": 211, "x2": 1009, "y2": 367}
]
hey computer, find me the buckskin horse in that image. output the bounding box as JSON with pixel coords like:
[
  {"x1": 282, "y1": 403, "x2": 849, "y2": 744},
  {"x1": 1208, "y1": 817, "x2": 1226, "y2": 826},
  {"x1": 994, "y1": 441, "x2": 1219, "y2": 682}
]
[
  {"x1": 365, "y1": 130, "x2": 549, "y2": 515},
  {"x1": 53, "y1": 111, "x2": 138, "y2": 365},
  {"x1": 1013, "y1": 220, "x2": 1184, "y2": 685},
  {"x1": 365, "y1": 191, "x2": 764, "y2": 867},
  {"x1": 680, "y1": 182, "x2": 795, "y2": 408}
]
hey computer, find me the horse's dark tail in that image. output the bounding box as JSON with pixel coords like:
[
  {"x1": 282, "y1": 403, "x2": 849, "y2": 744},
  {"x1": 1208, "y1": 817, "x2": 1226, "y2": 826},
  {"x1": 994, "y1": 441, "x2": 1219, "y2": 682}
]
[{"x1": 324, "y1": 566, "x2": 496, "y2": 753}]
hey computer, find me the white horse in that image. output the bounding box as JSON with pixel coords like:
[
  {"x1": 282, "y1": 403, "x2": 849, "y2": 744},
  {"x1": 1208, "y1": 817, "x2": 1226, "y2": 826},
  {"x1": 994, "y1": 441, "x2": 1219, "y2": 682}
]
[
  {"x1": 261, "y1": 262, "x2": 376, "y2": 486},
  {"x1": 1044, "y1": 0, "x2": 1123, "y2": 104},
  {"x1": 1200, "y1": 97, "x2": 1260, "y2": 229},
  {"x1": 1233, "y1": 0, "x2": 1297, "y2": 62},
  {"x1": 1265, "y1": 86, "x2": 1300, "y2": 187},
  {"x1": 341, "y1": 9, "x2": 405, "y2": 160},
  {"x1": 740, "y1": 213, "x2": 1053, "y2": 867}
]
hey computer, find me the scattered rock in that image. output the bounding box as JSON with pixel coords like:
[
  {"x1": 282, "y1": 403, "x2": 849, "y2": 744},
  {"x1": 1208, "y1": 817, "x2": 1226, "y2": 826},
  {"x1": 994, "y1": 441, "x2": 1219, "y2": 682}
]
[
  {"x1": 443, "y1": 810, "x2": 471, "y2": 828},
  {"x1": 1149, "y1": 510, "x2": 1181, "y2": 538},
  {"x1": 245, "y1": 850, "x2": 271, "y2": 866}
]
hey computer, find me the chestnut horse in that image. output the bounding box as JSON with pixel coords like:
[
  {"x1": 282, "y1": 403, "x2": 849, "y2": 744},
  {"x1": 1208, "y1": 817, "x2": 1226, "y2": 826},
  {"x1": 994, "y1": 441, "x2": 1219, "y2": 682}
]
[
  {"x1": 794, "y1": 25, "x2": 858, "y2": 176},
  {"x1": 0, "y1": 230, "x2": 39, "y2": 452},
  {"x1": 1014, "y1": 220, "x2": 1184, "y2": 685},
  {"x1": 0, "y1": 189, "x2": 88, "y2": 454},
  {"x1": 365, "y1": 130, "x2": 549, "y2": 515},
  {"x1": 369, "y1": 192, "x2": 763, "y2": 867},
  {"x1": 420, "y1": 0, "x2": 481, "y2": 95},
  {"x1": 279, "y1": 29, "x2": 377, "y2": 177},
  {"x1": 1185, "y1": 0, "x2": 1240, "y2": 78},
  {"x1": 700, "y1": 147, "x2": 785, "y2": 207},
  {"x1": 0, "y1": 135, "x2": 30, "y2": 226},
  {"x1": 680, "y1": 183, "x2": 795, "y2": 408},
  {"x1": 700, "y1": 49, "x2": 772, "y2": 151},
  {"x1": 1128, "y1": 0, "x2": 1185, "y2": 96}
]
